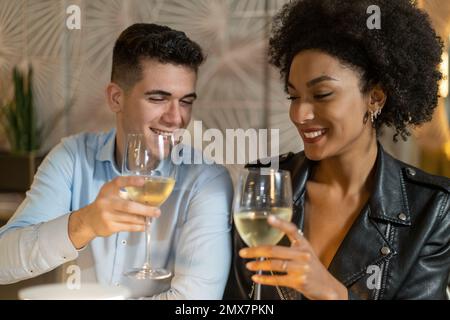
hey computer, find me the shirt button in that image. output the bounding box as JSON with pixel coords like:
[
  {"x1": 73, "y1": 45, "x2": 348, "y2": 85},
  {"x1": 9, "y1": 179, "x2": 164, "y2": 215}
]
[
  {"x1": 398, "y1": 213, "x2": 407, "y2": 221},
  {"x1": 406, "y1": 168, "x2": 416, "y2": 176},
  {"x1": 121, "y1": 240, "x2": 127, "y2": 245},
  {"x1": 380, "y1": 246, "x2": 391, "y2": 256}
]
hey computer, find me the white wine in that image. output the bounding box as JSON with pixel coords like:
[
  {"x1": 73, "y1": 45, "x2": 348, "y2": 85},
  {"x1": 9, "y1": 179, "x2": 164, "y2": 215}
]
[
  {"x1": 126, "y1": 177, "x2": 175, "y2": 206},
  {"x1": 234, "y1": 207, "x2": 293, "y2": 247}
]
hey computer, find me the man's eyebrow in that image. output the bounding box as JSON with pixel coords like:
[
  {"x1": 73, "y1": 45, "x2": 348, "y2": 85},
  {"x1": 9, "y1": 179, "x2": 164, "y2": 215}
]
[
  {"x1": 144, "y1": 90, "x2": 172, "y2": 96},
  {"x1": 181, "y1": 93, "x2": 197, "y2": 100},
  {"x1": 306, "y1": 75, "x2": 338, "y2": 88}
]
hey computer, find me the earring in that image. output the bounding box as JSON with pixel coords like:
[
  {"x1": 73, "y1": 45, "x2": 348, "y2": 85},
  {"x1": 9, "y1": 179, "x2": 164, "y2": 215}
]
[{"x1": 370, "y1": 109, "x2": 381, "y2": 123}]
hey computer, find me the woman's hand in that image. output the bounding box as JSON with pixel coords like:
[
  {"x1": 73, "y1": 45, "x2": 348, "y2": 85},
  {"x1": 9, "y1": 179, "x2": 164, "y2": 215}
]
[{"x1": 239, "y1": 215, "x2": 348, "y2": 300}]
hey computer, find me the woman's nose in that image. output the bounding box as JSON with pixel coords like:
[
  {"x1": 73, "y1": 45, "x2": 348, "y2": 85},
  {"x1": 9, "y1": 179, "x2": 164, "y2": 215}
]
[{"x1": 290, "y1": 101, "x2": 315, "y2": 124}]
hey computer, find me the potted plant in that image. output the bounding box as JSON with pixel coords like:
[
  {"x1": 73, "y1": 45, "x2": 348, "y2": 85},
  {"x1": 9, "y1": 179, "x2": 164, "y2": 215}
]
[{"x1": 0, "y1": 65, "x2": 44, "y2": 192}]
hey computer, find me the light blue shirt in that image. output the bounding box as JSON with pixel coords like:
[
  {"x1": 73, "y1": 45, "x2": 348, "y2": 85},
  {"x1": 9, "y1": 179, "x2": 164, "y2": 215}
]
[{"x1": 0, "y1": 129, "x2": 233, "y2": 299}]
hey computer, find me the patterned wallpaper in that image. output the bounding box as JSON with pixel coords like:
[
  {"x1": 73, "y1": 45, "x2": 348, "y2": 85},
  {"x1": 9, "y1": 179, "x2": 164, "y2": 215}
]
[
  {"x1": 2, "y1": 0, "x2": 441, "y2": 173},
  {"x1": 0, "y1": 0, "x2": 301, "y2": 171}
]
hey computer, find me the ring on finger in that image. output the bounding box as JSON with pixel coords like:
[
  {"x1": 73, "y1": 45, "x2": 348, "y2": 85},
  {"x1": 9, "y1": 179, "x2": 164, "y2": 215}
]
[{"x1": 281, "y1": 260, "x2": 288, "y2": 272}]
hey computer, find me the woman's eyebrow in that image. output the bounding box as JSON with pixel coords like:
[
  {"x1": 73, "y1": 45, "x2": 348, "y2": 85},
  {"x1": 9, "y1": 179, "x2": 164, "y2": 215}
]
[
  {"x1": 306, "y1": 75, "x2": 338, "y2": 88},
  {"x1": 287, "y1": 82, "x2": 296, "y2": 90},
  {"x1": 287, "y1": 75, "x2": 338, "y2": 90}
]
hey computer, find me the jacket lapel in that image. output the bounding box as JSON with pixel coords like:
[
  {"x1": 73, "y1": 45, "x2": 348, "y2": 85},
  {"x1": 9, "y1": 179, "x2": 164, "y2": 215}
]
[
  {"x1": 291, "y1": 144, "x2": 410, "y2": 287},
  {"x1": 327, "y1": 205, "x2": 396, "y2": 287},
  {"x1": 276, "y1": 153, "x2": 310, "y2": 247}
]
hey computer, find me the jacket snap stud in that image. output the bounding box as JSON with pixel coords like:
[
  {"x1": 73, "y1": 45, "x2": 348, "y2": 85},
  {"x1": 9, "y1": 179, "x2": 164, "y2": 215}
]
[
  {"x1": 398, "y1": 213, "x2": 407, "y2": 221},
  {"x1": 381, "y1": 246, "x2": 391, "y2": 256},
  {"x1": 406, "y1": 168, "x2": 416, "y2": 176}
]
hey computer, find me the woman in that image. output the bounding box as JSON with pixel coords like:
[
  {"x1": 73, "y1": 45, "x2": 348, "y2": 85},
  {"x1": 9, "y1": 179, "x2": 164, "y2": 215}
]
[{"x1": 226, "y1": 0, "x2": 450, "y2": 300}]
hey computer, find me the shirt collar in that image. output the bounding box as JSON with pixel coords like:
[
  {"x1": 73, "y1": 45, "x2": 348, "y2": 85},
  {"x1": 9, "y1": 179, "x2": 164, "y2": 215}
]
[
  {"x1": 95, "y1": 128, "x2": 180, "y2": 177},
  {"x1": 95, "y1": 128, "x2": 119, "y2": 170},
  {"x1": 368, "y1": 143, "x2": 411, "y2": 225}
]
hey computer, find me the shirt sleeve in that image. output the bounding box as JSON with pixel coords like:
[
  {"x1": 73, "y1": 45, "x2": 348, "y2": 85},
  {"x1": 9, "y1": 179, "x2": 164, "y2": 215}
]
[
  {"x1": 0, "y1": 213, "x2": 78, "y2": 284},
  {"x1": 149, "y1": 166, "x2": 233, "y2": 300},
  {"x1": 0, "y1": 140, "x2": 79, "y2": 284}
]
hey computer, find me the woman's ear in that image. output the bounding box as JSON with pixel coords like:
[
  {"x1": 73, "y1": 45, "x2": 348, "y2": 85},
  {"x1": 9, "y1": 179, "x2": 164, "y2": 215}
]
[
  {"x1": 368, "y1": 84, "x2": 387, "y2": 112},
  {"x1": 106, "y1": 82, "x2": 124, "y2": 113}
]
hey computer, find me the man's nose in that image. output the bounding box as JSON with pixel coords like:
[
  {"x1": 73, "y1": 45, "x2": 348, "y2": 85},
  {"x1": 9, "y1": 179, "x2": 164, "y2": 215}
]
[{"x1": 162, "y1": 100, "x2": 183, "y2": 127}]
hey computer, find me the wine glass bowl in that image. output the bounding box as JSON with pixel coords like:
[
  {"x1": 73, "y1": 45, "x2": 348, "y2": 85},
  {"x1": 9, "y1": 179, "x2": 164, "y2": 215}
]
[
  {"x1": 233, "y1": 168, "x2": 293, "y2": 247},
  {"x1": 233, "y1": 168, "x2": 293, "y2": 299},
  {"x1": 233, "y1": 207, "x2": 292, "y2": 247},
  {"x1": 125, "y1": 176, "x2": 175, "y2": 207},
  {"x1": 122, "y1": 132, "x2": 177, "y2": 280}
]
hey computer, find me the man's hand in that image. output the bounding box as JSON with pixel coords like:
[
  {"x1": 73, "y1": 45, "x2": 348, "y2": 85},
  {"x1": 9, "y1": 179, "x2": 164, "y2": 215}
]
[{"x1": 68, "y1": 176, "x2": 161, "y2": 249}]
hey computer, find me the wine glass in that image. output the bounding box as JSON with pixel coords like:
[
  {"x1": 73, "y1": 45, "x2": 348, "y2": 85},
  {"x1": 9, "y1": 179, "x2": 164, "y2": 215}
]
[
  {"x1": 122, "y1": 132, "x2": 177, "y2": 280},
  {"x1": 233, "y1": 168, "x2": 293, "y2": 300}
]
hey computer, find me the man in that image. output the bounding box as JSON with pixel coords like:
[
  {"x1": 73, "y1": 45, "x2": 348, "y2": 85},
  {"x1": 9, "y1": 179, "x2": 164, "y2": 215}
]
[{"x1": 0, "y1": 23, "x2": 233, "y2": 299}]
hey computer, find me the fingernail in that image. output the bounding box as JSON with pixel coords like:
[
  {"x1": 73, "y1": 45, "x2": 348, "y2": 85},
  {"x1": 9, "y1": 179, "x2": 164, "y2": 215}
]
[
  {"x1": 136, "y1": 176, "x2": 145, "y2": 184},
  {"x1": 245, "y1": 262, "x2": 253, "y2": 269},
  {"x1": 239, "y1": 249, "x2": 248, "y2": 257},
  {"x1": 252, "y1": 275, "x2": 260, "y2": 281},
  {"x1": 268, "y1": 215, "x2": 278, "y2": 223}
]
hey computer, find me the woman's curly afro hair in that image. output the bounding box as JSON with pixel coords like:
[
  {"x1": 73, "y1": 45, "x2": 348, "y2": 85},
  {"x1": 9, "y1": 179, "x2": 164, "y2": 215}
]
[{"x1": 269, "y1": 0, "x2": 443, "y2": 141}]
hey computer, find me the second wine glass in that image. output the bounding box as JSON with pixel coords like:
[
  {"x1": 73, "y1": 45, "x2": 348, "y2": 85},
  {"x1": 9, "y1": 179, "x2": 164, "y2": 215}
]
[
  {"x1": 122, "y1": 132, "x2": 176, "y2": 280},
  {"x1": 233, "y1": 168, "x2": 293, "y2": 299}
]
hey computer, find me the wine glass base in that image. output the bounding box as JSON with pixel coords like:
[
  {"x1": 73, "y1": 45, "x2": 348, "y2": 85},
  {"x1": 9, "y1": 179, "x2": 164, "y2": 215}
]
[{"x1": 124, "y1": 267, "x2": 172, "y2": 280}]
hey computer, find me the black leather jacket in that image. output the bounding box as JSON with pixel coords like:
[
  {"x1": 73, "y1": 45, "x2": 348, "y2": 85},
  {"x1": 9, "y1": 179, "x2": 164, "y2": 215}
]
[{"x1": 224, "y1": 144, "x2": 450, "y2": 300}]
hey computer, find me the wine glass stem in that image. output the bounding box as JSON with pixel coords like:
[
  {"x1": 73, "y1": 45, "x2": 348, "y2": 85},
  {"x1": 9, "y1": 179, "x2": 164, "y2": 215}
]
[
  {"x1": 143, "y1": 216, "x2": 153, "y2": 269},
  {"x1": 254, "y1": 257, "x2": 264, "y2": 300}
]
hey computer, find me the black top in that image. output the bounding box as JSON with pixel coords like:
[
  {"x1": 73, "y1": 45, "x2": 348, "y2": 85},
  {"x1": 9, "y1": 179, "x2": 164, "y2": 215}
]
[{"x1": 224, "y1": 144, "x2": 450, "y2": 300}]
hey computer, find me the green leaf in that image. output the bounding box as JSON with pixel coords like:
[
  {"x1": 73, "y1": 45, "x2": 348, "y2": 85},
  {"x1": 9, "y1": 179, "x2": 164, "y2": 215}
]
[{"x1": 1, "y1": 65, "x2": 41, "y2": 154}]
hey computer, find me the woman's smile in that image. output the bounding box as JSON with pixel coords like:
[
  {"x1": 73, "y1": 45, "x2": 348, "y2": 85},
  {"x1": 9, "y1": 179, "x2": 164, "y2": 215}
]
[{"x1": 300, "y1": 128, "x2": 328, "y2": 144}]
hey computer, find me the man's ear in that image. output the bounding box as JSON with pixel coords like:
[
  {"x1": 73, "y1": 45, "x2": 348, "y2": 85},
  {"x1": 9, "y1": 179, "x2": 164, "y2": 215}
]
[
  {"x1": 106, "y1": 82, "x2": 125, "y2": 113},
  {"x1": 368, "y1": 84, "x2": 387, "y2": 112}
]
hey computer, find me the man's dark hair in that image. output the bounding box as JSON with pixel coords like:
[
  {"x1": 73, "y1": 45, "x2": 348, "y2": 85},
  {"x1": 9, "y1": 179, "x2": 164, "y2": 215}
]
[
  {"x1": 111, "y1": 23, "x2": 205, "y2": 91},
  {"x1": 269, "y1": 0, "x2": 443, "y2": 141}
]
